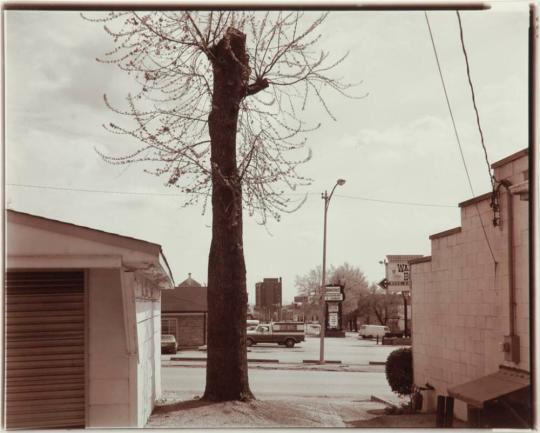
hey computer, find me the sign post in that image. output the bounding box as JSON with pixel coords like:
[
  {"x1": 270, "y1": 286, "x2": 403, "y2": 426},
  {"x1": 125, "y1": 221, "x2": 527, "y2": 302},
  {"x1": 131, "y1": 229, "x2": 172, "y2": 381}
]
[{"x1": 324, "y1": 285, "x2": 345, "y2": 338}]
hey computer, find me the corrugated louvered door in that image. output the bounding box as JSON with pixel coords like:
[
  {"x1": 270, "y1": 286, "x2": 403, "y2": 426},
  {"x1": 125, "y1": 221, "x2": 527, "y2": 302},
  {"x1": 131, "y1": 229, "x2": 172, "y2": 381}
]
[{"x1": 5, "y1": 271, "x2": 85, "y2": 429}]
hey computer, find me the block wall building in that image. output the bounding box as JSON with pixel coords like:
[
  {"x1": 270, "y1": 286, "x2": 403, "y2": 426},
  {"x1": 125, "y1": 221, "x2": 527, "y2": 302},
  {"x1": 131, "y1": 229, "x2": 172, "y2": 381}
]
[{"x1": 410, "y1": 149, "x2": 530, "y2": 426}]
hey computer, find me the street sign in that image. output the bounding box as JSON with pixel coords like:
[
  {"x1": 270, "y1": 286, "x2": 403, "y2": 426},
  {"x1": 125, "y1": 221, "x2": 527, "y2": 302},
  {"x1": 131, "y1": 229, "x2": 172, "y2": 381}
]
[
  {"x1": 378, "y1": 278, "x2": 389, "y2": 290},
  {"x1": 325, "y1": 286, "x2": 341, "y2": 294},
  {"x1": 324, "y1": 293, "x2": 343, "y2": 301}
]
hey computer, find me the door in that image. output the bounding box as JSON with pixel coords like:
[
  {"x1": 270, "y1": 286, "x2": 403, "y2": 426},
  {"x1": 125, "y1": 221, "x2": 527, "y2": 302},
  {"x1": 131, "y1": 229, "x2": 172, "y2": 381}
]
[{"x1": 5, "y1": 270, "x2": 85, "y2": 429}]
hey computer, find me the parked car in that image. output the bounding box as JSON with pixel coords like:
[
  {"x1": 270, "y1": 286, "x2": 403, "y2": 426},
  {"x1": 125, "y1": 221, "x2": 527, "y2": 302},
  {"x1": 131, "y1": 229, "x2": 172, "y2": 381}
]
[
  {"x1": 161, "y1": 334, "x2": 178, "y2": 354},
  {"x1": 358, "y1": 324, "x2": 390, "y2": 339},
  {"x1": 246, "y1": 322, "x2": 305, "y2": 348}
]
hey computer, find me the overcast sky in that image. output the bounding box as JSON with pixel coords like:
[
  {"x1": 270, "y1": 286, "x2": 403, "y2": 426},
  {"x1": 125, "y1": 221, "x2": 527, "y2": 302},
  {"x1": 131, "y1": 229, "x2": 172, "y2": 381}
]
[{"x1": 5, "y1": 3, "x2": 529, "y2": 303}]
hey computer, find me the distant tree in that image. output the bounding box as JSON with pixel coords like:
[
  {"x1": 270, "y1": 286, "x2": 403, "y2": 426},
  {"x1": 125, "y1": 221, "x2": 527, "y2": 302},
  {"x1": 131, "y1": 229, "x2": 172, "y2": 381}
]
[
  {"x1": 329, "y1": 262, "x2": 370, "y2": 317},
  {"x1": 295, "y1": 263, "x2": 370, "y2": 329},
  {"x1": 85, "y1": 11, "x2": 363, "y2": 402},
  {"x1": 357, "y1": 284, "x2": 401, "y2": 326},
  {"x1": 294, "y1": 265, "x2": 322, "y2": 299}
]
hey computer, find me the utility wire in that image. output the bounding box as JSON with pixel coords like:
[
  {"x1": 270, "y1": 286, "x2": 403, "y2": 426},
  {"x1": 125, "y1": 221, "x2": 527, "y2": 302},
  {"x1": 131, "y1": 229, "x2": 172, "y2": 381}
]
[
  {"x1": 456, "y1": 11, "x2": 495, "y2": 188},
  {"x1": 7, "y1": 182, "x2": 184, "y2": 197},
  {"x1": 333, "y1": 194, "x2": 456, "y2": 208},
  {"x1": 424, "y1": 12, "x2": 476, "y2": 197},
  {"x1": 7, "y1": 182, "x2": 456, "y2": 208},
  {"x1": 424, "y1": 12, "x2": 497, "y2": 265}
]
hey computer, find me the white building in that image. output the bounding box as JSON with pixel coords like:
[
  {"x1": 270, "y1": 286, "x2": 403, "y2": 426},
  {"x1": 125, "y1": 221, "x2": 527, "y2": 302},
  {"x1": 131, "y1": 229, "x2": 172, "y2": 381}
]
[
  {"x1": 5, "y1": 210, "x2": 174, "y2": 429},
  {"x1": 410, "y1": 149, "x2": 530, "y2": 427}
]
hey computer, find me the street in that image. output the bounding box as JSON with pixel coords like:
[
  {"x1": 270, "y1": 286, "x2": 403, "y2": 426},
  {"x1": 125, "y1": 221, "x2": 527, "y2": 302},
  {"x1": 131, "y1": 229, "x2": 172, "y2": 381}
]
[
  {"x1": 163, "y1": 332, "x2": 405, "y2": 365},
  {"x1": 162, "y1": 365, "x2": 394, "y2": 400},
  {"x1": 162, "y1": 333, "x2": 406, "y2": 402}
]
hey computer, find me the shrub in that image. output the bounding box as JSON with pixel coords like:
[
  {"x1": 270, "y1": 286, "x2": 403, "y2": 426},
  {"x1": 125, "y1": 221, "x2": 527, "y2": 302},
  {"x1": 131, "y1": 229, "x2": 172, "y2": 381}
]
[{"x1": 385, "y1": 347, "x2": 413, "y2": 397}]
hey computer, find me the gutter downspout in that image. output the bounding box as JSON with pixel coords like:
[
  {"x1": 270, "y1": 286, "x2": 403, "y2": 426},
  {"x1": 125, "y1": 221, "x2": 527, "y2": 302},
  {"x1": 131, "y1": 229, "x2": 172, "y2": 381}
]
[{"x1": 498, "y1": 179, "x2": 519, "y2": 363}]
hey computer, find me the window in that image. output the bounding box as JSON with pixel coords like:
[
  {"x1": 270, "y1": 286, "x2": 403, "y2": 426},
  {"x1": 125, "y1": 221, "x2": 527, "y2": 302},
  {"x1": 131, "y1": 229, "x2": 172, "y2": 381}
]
[
  {"x1": 162, "y1": 318, "x2": 177, "y2": 337},
  {"x1": 273, "y1": 323, "x2": 302, "y2": 332}
]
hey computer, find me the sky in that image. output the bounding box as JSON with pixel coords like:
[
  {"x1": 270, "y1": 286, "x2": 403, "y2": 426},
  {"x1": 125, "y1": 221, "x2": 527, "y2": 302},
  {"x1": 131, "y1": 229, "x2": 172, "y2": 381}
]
[{"x1": 4, "y1": 2, "x2": 530, "y2": 303}]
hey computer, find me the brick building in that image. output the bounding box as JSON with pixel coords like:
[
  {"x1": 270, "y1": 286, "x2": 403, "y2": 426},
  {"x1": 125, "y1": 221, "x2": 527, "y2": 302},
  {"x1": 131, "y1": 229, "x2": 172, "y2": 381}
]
[
  {"x1": 161, "y1": 274, "x2": 207, "y2": 348},
  {"x1": 410, "y1": 149, "x2": 530, "y2": 427},
  {"x1": 255, "y1": 277, "x2": 282, "y2": 321}
]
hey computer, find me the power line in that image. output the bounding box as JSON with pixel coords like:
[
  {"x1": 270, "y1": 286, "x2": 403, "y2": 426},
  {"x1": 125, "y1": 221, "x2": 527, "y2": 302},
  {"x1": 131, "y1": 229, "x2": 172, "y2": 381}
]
[
  {"x1": 456, "y1": 11, "x2": 495, "y2": 188},
  {"x1": 424, "y1": 12, "x2": 476, "y2": 197},
  {"x1": 7, "y1": 182, "x2": 456, "y2": 208},
  {"x1": 6, "y1": 182, "x2": 183, "y2": 197},
  {"x1": 333, "y1": 194, "x2": 456, "y2": 208},
  {"x1": 424, "y1": 12, "x2": 497, "y2": 265}
]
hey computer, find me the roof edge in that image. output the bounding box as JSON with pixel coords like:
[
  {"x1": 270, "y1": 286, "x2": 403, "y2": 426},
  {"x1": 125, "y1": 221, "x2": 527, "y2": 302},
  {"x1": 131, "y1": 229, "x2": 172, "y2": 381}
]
[
  {"x1": 429, "y1": 226, "x2": 462, "y2": 240},
  {"x1": 7, "y1": 209, "x2": 162, "y2": 255},
  {"x1": 458, "y1": 192, "x2": 492, "y2": 208},
  {"x1": 491, "y1": 148, "x2": 528, "y2": 169},
  {"x1": 409, "y1": 256, "x2": 432, "y2": 265}
]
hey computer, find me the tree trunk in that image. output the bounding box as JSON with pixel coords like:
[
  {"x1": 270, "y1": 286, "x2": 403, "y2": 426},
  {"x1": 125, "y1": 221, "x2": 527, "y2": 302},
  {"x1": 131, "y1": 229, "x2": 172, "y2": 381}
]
[{"x1": 202, "y1": 27, "x2": 254, "y2": 402}]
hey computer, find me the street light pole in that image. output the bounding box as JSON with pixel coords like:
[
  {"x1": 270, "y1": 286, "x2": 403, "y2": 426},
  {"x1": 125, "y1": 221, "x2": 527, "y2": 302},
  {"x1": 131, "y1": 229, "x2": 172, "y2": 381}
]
[{"x1": 319, "y1": 178, "x2": 346, "y2": 364}]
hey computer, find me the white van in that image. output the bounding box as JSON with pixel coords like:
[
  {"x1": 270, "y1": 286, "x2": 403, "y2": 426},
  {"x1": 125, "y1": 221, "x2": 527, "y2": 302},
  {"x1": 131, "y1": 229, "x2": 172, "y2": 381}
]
[{"x1": 358, "y1": 324, "x2": 390, "y2": 339}]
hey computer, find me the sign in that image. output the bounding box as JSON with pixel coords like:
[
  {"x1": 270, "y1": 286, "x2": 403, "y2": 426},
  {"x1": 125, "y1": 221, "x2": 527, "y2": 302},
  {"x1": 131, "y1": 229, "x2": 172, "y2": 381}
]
[
  {"x1": 328, "y1": 303, "x2": 339, "y2": 313},
  {"x1": 385, "y1": 255, "x2": 423, "y2": 293},
  {"x1": 324, "y1": 284, "x2": 344, "y2": 332},
  {"x1": 324, "y1": 293, "x2": 343, "y2": 301},
  {"x1": 328, "y1": 312, "x2": 338, "y2": 328},
  {"x1": 325, "y1": 286, "x2": 341, "y2": 294},
  {"x1": 294, "y1": 295, "x2": 308, "y2": 303},
  {"x1": 378, "y1": 278, "x2": 389, "y2": 290}
]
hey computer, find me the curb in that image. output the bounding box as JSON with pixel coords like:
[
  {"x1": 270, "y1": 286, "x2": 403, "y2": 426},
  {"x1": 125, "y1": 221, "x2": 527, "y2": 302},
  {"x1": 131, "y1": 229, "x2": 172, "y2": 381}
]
[
  {"x1": 302, "y1": 360, "x2": 342, "y2": 364},
  {"x1": 371, "y1": 395, "x2": 398, "y2": 408},
  {"x1": 170, "y1": 357, "x2": 279, "y2": 363}
]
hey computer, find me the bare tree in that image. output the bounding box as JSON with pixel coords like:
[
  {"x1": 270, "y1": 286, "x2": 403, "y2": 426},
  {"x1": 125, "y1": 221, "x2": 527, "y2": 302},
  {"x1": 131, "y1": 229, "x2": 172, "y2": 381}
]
[
  {"x1": 84, "y1": 10, "x2": 364, "y2": 402},
  {"x1": 329, "y1": 262, "x2": 370, "y2": 316},
  {"x1": 296, "y1": 263, "x2": 370, "y2": 330},
  {"x1": 357, "y1": 284, "x2": 401, "y2": 328},
  {"x1": 294, "y1": 265, "x2": 322, "y2": 298}
]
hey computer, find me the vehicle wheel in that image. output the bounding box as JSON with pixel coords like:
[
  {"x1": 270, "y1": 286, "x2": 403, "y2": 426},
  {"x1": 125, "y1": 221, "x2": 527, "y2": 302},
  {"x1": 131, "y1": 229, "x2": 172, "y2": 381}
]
[
  {"x1": 285, "y1": 339, "x2": 295, "y2": 348},
  {"x1": 246, "y1": 338, "x2": 254, "y2": 347}
]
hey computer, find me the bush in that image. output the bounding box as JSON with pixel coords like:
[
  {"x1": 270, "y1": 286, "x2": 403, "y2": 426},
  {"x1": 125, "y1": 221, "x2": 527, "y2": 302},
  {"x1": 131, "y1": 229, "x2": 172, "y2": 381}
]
[{"x1": 385, "y1": 347, "x2": 413, "y2": 397}]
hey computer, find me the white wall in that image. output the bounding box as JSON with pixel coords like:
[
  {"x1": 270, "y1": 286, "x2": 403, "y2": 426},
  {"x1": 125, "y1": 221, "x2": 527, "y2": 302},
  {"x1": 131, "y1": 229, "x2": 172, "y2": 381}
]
[
  {"x1": 411, "y1": 152, "x2": 529, "y2": 420},
  {"x1": 87, "y1": 268, "x2": 133, "y2": 427},
  {"x1": 6, "y1": 215, "x2": 170, "y2": 428},
  {"x1": 134, "y1": 273, "x2": 162, "y2": 427}
]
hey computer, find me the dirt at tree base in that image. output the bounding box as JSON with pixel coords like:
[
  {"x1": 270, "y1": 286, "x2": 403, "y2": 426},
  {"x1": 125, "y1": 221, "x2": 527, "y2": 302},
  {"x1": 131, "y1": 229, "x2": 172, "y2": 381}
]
[{"x1": 147, "y1": 392, "x2": 389, "y2": 427}]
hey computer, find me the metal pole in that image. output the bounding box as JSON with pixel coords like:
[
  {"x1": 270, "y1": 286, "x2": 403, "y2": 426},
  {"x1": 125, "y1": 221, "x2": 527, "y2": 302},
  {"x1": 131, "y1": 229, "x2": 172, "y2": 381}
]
[
  {"x1": 402, "y1": 292, "x2": 408, "y2": 337},
  {"x1": 319, "y1": 190, "x2": 328, "y2": 363},
  {"x1": 318, "y1": 179, "x2": 345, "y2": 364}
]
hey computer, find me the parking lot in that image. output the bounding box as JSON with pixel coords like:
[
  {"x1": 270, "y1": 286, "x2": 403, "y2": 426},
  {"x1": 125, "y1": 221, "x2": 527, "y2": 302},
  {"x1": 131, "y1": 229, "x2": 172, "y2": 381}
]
[{"x1": 163, "y1": 332, "x2": 407, "y2": 365}]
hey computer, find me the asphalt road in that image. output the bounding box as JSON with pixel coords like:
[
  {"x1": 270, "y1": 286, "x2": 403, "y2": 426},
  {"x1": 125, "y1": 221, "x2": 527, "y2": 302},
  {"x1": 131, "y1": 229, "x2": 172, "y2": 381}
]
[
  {"x1": 162, "y1": 365, "x2": 395, "y2": 401},
  {"x1": 164, "y1": 332, "x2": 406, "y2": 365}
]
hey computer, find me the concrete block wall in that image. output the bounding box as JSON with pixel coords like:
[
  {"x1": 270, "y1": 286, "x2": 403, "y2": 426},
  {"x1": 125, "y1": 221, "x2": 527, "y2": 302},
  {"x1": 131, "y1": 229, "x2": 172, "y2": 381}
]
[{"x1": 411, "y1": 150, "x2": 529, "y2": 421}]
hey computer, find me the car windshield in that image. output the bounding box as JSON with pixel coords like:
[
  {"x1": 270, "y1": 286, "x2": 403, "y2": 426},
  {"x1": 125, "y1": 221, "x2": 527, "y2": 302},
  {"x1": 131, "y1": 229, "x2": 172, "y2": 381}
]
[{"x1": 162, "y1": 335, "x2": 175, "y2": 342}]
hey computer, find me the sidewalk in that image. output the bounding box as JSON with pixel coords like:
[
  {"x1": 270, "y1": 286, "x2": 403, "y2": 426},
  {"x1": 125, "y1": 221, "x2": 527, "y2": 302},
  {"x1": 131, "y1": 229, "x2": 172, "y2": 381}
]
[{"x1": 146, "y1": 392, "x2": 439, "y2": 428}]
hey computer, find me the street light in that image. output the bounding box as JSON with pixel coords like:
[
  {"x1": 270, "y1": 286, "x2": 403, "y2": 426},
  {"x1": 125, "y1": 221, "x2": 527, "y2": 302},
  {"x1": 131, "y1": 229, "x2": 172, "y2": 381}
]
[{"x1": 319, "y1": 178, "x2": 346, "y2": 364}]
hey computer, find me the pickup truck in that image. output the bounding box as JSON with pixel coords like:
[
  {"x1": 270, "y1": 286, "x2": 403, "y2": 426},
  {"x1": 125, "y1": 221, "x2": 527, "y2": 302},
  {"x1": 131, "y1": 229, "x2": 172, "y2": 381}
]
[{"x1": 246, "y1": 322, "x2": 305, "y2": 348}]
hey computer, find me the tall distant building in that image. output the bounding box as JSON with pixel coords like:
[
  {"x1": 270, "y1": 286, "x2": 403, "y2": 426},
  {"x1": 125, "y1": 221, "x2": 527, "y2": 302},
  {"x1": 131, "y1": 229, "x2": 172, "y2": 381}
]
[{"x1": 255, "y1": 277, "x2": 282, "y2": 321}]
